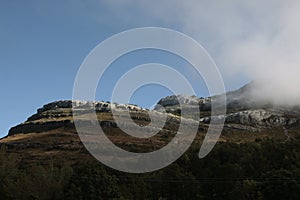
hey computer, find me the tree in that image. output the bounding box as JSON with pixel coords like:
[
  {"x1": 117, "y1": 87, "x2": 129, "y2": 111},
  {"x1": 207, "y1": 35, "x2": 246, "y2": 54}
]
[{"x1": 64, "y1": 163, "x2": 120, "y2": 200}]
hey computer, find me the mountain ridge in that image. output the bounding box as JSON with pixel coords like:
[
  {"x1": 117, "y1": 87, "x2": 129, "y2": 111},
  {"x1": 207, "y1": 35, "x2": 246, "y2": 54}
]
[
  {"x1": 0, "y1": 82, "x2": 299, "y2": 174},
  {"x1": 4, "y1": 82, "x2": 300, "y2": 139}
]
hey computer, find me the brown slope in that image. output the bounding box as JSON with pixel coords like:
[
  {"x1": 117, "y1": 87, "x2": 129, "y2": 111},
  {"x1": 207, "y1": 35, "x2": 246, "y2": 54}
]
[{"x1": 1, "y1": 99, "x2": 298, "y2": 167}]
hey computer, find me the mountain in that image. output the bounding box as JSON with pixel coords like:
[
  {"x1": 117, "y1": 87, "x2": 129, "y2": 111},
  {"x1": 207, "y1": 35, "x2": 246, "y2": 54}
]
[
  {"x1": 0, "y1": 82, "x2": 300, "y2": 199},
  {"x1": 156, "y1": 81, "x2": 300, "y2": 113},
  {"x1": 1, "y1": 81, "x2": 299, "y2": 165},
  {"x1": 2, "y1": 100, "x2": 196, "y2": 165},
  {"x1": 155, "y1": 81, "x2": 300, "y2": 129}
]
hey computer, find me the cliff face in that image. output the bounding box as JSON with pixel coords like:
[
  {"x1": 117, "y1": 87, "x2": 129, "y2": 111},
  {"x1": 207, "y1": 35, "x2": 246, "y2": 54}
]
[
  {"x1": 3, "y1": 82, "x2": 300, "y2": 150},
  {"x1": 8, "y1": 100, "x2": 151, "y2": 137},
  {"x1": 2, "y1": 100, "x2": 184, "y2": 164},
  {"x1": 1, "y1": 82, "x2": 300, "y2": 166},
  {"x1": 155, "y1": 82, "x2": 300, "y2": 129}
]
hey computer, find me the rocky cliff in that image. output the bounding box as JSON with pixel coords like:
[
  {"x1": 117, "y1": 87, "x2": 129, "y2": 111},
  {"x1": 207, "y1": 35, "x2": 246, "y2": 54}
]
[
  {"x1": 155, "y1": 82, "x2": 300, "y2": 130},
  {"x1": 8, "y1": 100, "x2": 151, "y2": 136},
  {"x1": 3, "y1": 82, "x2": 300, "y2": 148}
]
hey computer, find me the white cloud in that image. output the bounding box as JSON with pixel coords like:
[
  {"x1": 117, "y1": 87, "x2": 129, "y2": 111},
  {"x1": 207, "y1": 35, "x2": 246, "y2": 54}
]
[{"x1": 103, "y1": 0, "x2": 300, "y2": 105}]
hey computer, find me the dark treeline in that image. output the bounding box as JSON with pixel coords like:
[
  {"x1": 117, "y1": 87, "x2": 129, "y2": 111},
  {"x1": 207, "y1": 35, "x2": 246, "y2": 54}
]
[{"x1": 0, "y1": 138, "x2": 299, "y2": 200}]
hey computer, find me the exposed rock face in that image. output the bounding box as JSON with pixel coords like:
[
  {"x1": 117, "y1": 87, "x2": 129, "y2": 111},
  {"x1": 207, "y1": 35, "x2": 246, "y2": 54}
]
[
  {"x1": 8, "y1": 120, "x2": 75, "y2": 135},
  {"x1": 155, "y1": 82, "x2": 300, "y2": 114},
  {"x1": 200, "y1": 109, "x2": 299, "y2": 127},
  {"x1": 155, "y1": 82, "x2": 300, "y2": 129},
  {"x1": 155, "y1": 95, "x2": 211, "y2": 111},
  {"x1": 156, "y1": 95, "x2": 207, "y2": 107},
  {"x1": 154, "y1": 95, "x2": 212, "y2": 120},
  {"x1": 226, "y1": 109, "x2": 279, "y2": 126},
  {"x1": 8, "y1": 100, "x2": 149, "y2": 136},
  {"x1": 6, "y1": 82, "x2": 300, "y2": 138},
  {"x1": 27, "y1": 100, "x2": 147, "y2": 121},
  {"x1": 37, "y1": 100, "x2": 146, "y2": 114}
]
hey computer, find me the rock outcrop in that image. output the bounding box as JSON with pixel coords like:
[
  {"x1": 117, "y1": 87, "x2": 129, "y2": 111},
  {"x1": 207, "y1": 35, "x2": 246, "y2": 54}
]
[
  {"x1": 200, "y1": 109, "x2": 299, "y2": 128},
  {"x1": 154, "y1": 82, "x2": 300, "y2": 129},
  {"x1": 8, "y1": 100, "x2": 147, "y2": 136},
  {"x1": 6, "y1": 82, "x2": 300, "y2": 139}
]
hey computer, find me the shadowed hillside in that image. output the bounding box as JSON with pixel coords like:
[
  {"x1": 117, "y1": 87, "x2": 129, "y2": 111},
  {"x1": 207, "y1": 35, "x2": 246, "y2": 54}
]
[{"x1": 0, "y1": 82, "x2": 300, "y2": 199}]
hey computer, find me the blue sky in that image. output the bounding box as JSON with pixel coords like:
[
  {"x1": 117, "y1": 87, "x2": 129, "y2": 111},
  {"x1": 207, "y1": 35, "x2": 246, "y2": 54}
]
[
  {"x1": 0, "y1": 1, "x2": 212, "y2": 137},
  {"x1": 2, "y1": 1, "x2": 298, "y2": 137}
]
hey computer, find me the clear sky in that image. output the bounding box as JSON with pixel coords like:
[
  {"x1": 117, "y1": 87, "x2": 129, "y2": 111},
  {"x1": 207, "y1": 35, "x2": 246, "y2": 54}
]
[
  {"x1": 0, "y1": 1, "x2": 214, "y2": 137},
  {"x1": 3, "y1": 1, "x2": 298, "y2": 137}
]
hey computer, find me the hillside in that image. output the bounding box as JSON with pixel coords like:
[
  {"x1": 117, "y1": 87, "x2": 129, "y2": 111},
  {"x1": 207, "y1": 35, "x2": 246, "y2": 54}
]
[
  {"x1": 1, "y1": 82, "x2": 300, "y2": 164},
  {"x1": 0, "y1": 82, "x2": 299, "y2": 199}
]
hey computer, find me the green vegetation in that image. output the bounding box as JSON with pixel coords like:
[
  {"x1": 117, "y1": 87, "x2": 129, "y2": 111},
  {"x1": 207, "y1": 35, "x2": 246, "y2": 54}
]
[{"x1": 0, "y1": 138, "x2": 299, "y2": 199}]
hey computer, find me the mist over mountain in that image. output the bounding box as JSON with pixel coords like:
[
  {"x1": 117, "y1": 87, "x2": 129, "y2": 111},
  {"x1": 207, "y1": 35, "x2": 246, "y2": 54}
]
[
  {"x1": 1, "y1": 81, "x2": 300, "y2": 199},
  {"x1": 4, "y1": 82, "x2": 300, "y2": 142}
]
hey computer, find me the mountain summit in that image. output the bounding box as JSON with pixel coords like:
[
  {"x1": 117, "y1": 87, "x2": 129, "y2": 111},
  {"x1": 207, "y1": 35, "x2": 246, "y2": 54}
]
[
  {"x1": 0, "y1": 82, "x2": 299, "y2": 199},
  {"x1": 5, "y1": 82, "x2": 300, "y2": 138}
]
